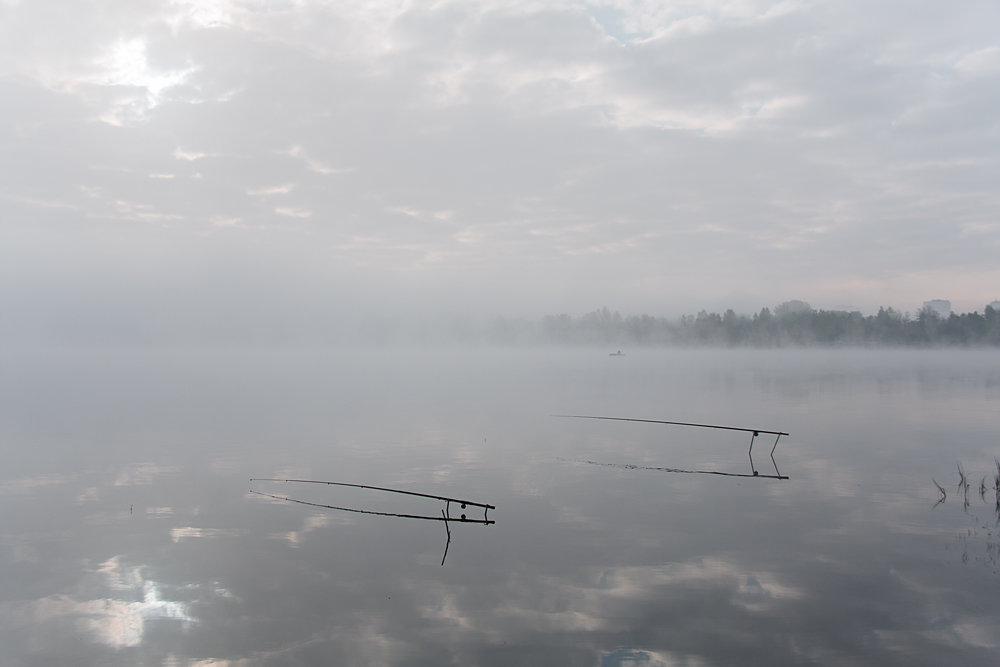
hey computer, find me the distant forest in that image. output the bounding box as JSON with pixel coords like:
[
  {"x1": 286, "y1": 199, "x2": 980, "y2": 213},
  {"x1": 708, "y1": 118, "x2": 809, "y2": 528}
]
[{"x1": 482, "y1": 301, "x2": 1000, "y2": 347}]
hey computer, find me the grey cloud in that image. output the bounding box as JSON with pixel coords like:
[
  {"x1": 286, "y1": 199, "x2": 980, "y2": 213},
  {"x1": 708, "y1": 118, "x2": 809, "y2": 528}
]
[{"x1": 2, "y1": 0, "x2": 999, "y2": 342}]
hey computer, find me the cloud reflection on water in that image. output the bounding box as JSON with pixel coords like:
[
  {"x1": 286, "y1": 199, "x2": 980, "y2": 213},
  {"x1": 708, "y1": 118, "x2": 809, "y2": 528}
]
[
  {"x1": 29, "y1": 556, "x2": 193, "y2": 649},
  {"x1": 281, "y1": 513, "x2": 334, "y2": 547},
  {"x1": 2, "y1": 349, "x2": 1000, "y2": 665},
  {"x1": 170, "y1": 527, "x2": 244, "y2": 542}
]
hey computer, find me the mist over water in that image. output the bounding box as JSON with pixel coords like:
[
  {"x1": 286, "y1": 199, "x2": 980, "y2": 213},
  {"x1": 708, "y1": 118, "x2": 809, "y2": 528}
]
[
  {"x1": 5, "y1": 1, "x2": 999, "y2": 660},
  {"x1": 1, "y1": 347, "x2": 998, "y2": 665}
]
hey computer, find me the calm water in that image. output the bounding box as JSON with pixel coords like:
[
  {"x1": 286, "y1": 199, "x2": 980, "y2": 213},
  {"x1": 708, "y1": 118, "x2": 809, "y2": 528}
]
[{"x1": 1, "y1": 347, "x2": 998, "y2": 665}]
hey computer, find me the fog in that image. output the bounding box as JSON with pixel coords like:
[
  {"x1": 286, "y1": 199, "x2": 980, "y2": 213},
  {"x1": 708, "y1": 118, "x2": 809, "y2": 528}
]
[{"x1": 3, "y1": 0, "x2": 1000, "y2": 348}]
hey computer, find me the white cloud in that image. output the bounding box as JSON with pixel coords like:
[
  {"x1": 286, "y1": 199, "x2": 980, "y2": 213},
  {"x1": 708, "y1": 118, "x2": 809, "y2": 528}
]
[
  {"x1": 247, "y1": 183, "x2": 296, "y2": 196},
  {"x1": 2, "y1": 0, "x2": 999, "y2": 331},
  {"x1": 167, "y1": 0, "x2": 242, "y2": 30},
  {"x1": 954, "y1": 45, "x2": 1000, "y2": 77},
  {"x1": 173, "y1": 147, "x2": 213, "y2": 161}
]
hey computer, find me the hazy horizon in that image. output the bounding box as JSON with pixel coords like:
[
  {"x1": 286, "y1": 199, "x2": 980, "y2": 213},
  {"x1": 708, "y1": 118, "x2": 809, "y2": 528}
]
[
  {"x1": 3, "y1": 1, "x2": 999, "y2": 346},
  {"x1": 4, "y1": 298, "x2": 998, "y2": 348}
]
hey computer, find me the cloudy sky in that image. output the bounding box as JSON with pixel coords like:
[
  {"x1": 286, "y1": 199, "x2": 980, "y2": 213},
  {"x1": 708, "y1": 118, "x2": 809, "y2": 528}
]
[{"x1": 2, "y1": 0, "x2": 999, "y2": 341}]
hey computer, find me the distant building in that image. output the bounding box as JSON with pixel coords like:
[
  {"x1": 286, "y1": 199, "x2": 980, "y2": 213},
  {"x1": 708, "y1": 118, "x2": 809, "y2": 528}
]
[{"x1": 921, "y1": 299, "x2": 951, "y2": 318}]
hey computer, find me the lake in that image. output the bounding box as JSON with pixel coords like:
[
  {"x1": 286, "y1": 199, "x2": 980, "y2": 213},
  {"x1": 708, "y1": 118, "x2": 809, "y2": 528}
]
[{"x1": 1, "y1": 347, "x2": 998, "y2": 665}]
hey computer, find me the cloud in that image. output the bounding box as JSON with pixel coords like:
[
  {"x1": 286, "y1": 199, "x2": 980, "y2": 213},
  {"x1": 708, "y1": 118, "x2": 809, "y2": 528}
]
[
  {"x1": 173, "y1": 147, "x2": 214, "y2": 161},
  {"x1": 2, "y1": 0, "x2": 999, "y2": 343}
]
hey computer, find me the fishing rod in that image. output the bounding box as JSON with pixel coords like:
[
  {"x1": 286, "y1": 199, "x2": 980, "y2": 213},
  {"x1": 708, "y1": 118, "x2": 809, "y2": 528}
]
[
  {"x1": 251, "y1": 478, "x2": 495, "y2": 510},
  {"x1": 555, "y1": 414, "x2": 789, "y2": 478},
  {"x1": 249, "y1": 478, "x2": 495, "y2": 523},
  {"x1": 554, "y1": 415, "x2": 788, "y2": 437}
]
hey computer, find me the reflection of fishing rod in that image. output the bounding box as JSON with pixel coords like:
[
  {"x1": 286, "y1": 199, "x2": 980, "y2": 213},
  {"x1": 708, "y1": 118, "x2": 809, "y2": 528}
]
[
  {"x1": 562, "y1": 458, "x2": 788, "y2": 480},
  {"x1": 555, "y1": 414, "x2": 789, "y2": 478},
  {"x1": 249, "y1": 478, "x2": 496, "y2": 524}
]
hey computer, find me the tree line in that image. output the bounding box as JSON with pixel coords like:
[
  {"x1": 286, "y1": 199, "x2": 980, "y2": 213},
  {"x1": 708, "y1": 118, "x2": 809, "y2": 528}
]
[{"x1": 481, "y1": 302, "x2": 1000, "y2": 347}]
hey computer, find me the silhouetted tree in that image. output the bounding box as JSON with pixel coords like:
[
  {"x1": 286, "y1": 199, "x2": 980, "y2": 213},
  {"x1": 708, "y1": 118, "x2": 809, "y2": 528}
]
[{"x1": 513, "y1": 303, "x2": 1000, "y2": 347}]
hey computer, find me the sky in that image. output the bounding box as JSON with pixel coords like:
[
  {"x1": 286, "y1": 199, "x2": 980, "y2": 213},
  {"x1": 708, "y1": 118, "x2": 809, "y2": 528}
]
[{"x1": 2, "y1": 0, "x2": 999, "y2": 343}]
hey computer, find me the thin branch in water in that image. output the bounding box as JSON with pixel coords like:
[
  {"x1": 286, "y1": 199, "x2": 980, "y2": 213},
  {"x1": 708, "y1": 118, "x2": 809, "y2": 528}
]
[
  {"x1": 932, "y1": 478, "x2": 947, "y2": 508},
  {"x1": 994, "y1": 458, "x2": 1000, "y2": 494},
  {"x1": 995, "y1": 458, "x2": 1000, "y2": 521},
  {"x1": 958, "y1": 464, "x2": 970, "y2": 511}
]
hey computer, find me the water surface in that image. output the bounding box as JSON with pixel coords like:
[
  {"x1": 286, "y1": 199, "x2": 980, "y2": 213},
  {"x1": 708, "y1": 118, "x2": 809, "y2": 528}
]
[{"x1": 1, "y1": 348, "x2": 998, "y2": 665}]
